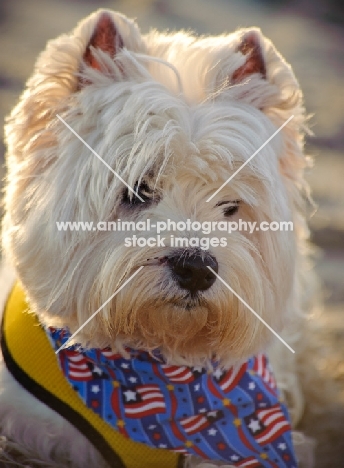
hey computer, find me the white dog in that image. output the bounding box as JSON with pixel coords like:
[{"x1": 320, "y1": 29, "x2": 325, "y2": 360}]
[{"x1": 0, "y1": 9, "x2": 315, "y2": 468}]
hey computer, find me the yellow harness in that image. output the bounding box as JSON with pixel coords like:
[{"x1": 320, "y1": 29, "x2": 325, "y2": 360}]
[{"x1": 1, "y1": 283, "x2": 183, "y2": 468}]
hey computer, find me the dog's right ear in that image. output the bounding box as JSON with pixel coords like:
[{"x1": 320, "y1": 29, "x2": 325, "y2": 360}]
[
  {"x1": 83, "y1": 12, "x2": 123, "y2": 72},
  {"x1": 74, "y1": 10, "x2": 144, "y2": 86}
]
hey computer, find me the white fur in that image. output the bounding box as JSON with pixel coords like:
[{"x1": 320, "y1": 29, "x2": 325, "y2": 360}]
[{"x1": 1, "y1": 9, "x2": 314, "y2": 467}]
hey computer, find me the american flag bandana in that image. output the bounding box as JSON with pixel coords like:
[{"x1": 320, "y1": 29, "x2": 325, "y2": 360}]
[{"x1": 48, "y1": 327, "x2": 298, "y2": 467}]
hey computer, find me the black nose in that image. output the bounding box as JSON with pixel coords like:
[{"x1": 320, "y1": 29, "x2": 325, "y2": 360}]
[{"x1": 168, "y1": 253, "x2": 218, "y2": 294}]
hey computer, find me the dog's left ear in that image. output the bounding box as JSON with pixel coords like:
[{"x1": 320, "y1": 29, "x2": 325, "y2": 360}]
[
  {"x1": 226, "y1": 29, "x2": 306, "y2": 184},
  {"x1": 231, "y1": 30, "x2": 266, "y2": 84},
  {"x1": 222, "y1": 28, "x2": 302, "y2": 112},
  {"x1": 83, "y1": 12, "x2": 124, "y2": 71}
]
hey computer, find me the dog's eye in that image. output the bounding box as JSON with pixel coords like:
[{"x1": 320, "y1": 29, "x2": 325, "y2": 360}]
[
  {"x1": 121, "y1": 181, "x2": 153, "y2": 206},
  {"x1": 224, "y1": 204, "x2": 239, "y2": 216},
  {"x1": 216, "y1": 200, "x2": 240, "y2": 217}
]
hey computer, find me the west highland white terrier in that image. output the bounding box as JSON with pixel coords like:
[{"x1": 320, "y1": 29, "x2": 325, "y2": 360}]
[{"x1": 0, "y1": 9, "x2": 316, "y2": 468}]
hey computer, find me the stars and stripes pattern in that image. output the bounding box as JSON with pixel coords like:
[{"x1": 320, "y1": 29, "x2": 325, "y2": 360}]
[
  {"x1": 48, "y1": 327, "x2": 297, "y2": 467},
  {"x1": 212, "y1": 362, "x2": 248, "y2": 393},
  {"x1": 122, "y1": 384, "x2": 166, "y2": 418},
  {"x1": 245, "y1": 405, "x2": 292, "y2": 445},
  {"x1": 253, "y1": 354, "x2": 277, "y2": 394},
  {"x1": 161, "y1": 364, "x2": 204, "y2": 383},
  {"x1": 179, "y1": 410, "x2": 223, "y2": 435},
  {"x1": 62, "y1": 350, "x2": 93, "y2": 381}
]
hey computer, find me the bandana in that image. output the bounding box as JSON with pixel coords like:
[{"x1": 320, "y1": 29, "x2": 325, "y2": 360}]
[{"x1": 2, "y1": 283, "x2": 298, "y2": 468}]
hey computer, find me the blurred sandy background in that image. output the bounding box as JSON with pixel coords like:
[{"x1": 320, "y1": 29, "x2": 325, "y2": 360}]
[{"x1": 0, "y1": 0, "x2": 343, "y2": 466}]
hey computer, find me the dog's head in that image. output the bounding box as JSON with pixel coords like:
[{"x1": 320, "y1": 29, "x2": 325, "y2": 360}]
[{"x1": 3, "y1": 10, "x2": 308, "y2": 366}]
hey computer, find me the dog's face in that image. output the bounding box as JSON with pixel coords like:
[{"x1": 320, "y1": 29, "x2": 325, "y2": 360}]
[{"x1": 3, "y1": 10, "x2": 307, "y2": 366}]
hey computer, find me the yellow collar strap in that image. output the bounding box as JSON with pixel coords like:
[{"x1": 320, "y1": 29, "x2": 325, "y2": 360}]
[{"x1": 1, "y1": 283, "x2": 183, "y2": 468}]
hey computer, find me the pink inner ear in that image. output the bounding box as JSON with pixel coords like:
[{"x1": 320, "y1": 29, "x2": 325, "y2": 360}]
[
  {"x1": 232, "y1": 31, "x2": 266, "y2": 84},
  {"x1": 84, "y1": 13, "x2": 123, "y2": 71}
]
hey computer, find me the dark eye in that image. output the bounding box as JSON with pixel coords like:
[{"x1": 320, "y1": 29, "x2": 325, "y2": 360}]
[
  {"x1": 224, "y1": 205, "x2": 239, "y2": 216},
  {"x1": 216, "y1": 200, "x2": 240, "y2": 217},
  {"x1": 121, "y1": 181, "x2": 153, "y2": 206}
]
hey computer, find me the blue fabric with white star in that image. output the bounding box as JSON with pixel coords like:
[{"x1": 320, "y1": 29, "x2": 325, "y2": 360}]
[{"x1": 48, "y1": 327, "x2": 298, "y2": 468}]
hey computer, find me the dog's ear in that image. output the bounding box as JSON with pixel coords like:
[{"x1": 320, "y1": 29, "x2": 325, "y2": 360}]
[
  {"x1": 231, "y1": 30, "x2": 266, "y2": 84},
  {"x1": 222, "y1": 27, "x2": 303, "y2": 122},
  {"x1": 224, "y1": 29, "x2": 306, "y2": 186},
  {"x1": 83, "y1": 12, "x2": 123, "y2": 71}
]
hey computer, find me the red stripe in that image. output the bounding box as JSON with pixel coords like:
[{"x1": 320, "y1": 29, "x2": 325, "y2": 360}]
[
  {"x1": 124, "y1": 405, "x2": 166, "y2": 418},
  {"x1": 137, "y1": 385, "x2": 161, "y2": 393},
  {"x1": 258, "y1": 405, "x2": 280, "y2": 418},
  {"x1": 191, "y1": 445, "x2": 209, "y2": 459},
  {"x1": 181, "y1": 415, "x2": 209, "y2": 434},
  {"x1": 125, "y1": 398, "x2": 165, "y2": 410},
  {"x1": 162, "y1": 365, "x2": 194, "y2": 383},
  {"x1": 170, "y1": 421, "x2": 186, "y2": 442},
  {"x1": 69, "y1": 372, "x2": 92, "y2": 381},
  {"x1": 101, "y1": 349, "x2": 121, "y2": 360},
  {"x1": 151, "y1": 363, "x2": 179, "y2": 417},
  {"x1": 207, "y1": 374, "x2": 223, "y2": 399},
  {"x1": 67, "y1": 353, "x2": 85, "y2": 362},
  {"x1": 169, "y1": 387, "x2": 178, "y2": 418},
  {"x1": 256, "y1": 421, "x2": 290, "y2": 444},
  {"x1": 111, "y1": 387, "x2": 130, "y2": 438},
  {"x1": 69, "y1": 363, "x2": 90, "y2": 369},
  {"x1": 260, "y1": 410, "x2": 284, "y2": 425},
  {"x1": 183, "y1": 421, "x2": 209, "y2": 435},
  {"x1": 69, "y1": 372, "x2": 92, "y2": 379},
  {"x1": 140, "y1": 393, "x2": 164, "y2": 401},
  {"x1": 207, "y1": 374, "x2": 239, "y2": 416},
  {"x1": 59, "y1": 352, "x2": 67, "y2": 373},
  {"x1": 111, "y1": 387, "x2": 121, "y2": 418},
  {"x1": 152, "y1": 362, "x2": 166, "y2": 381},
  {"x1": 220, "y1": 363, "x2": 247, "y2": 392},
  {"x1": 234, "y1": 457, "x2": 262, "y2": 467},
  {"x1": 238, "y1": 426, "x2": 260, "y2": 453},
  {"x1": 253, "y1": 355, "x2": 277, "y2": 396}
]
